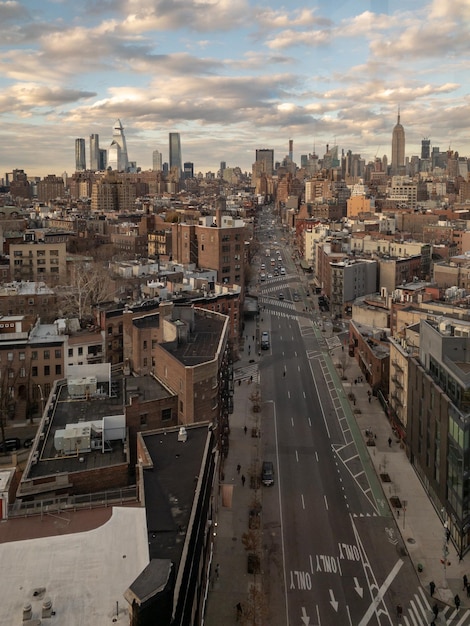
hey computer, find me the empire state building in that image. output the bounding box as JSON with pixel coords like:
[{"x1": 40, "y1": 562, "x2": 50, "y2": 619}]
[{"x1": 391, "y1": 109, "x2": 405, "y2": 175}]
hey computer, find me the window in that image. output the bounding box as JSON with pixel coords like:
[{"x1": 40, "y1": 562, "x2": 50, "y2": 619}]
[
  {"x1": 55, "y1": 349, "x2": 61, "y2": 358},
  {"x1": 143, "y1": 340, "x2": 147, "y2": 350},
  {"x1": 140, "y1": 413, "x2": 148, "y2": 426},
  {"x1": 143, "y1": 357, "x2": 148, "y2": 367},
  {"x1": 68, "y1": 348, "x2": 73, "y2": 357},
  {"x1": 108, "y1": 326, "x2": 113, "y2": 335},
  {"x1": 78, "y1": 347, "x2": 83, "y2": 356},
  {"x1": 19, "y1": 352, "x2": 25, "y2": 360},
  {"x1": 55, "y1": 364, "x2": 61, "y2": 375},
  {"x1": 44, "y1": 350, "x2": 50, "y2": 360},
  {"x1": 44, "y1": 365, "x2": 50, "y2": 376},
  {"x1": 162, "y1": 408, "x2": 172, "y2": 421},
  {"x1": 32, "y1": 366, "x2": 38, "y2": 377},
  {"x1": 20, "y1": 367, "x2": 26, "y2": 378},
  {"x1": 7, "y1": 352, "x2": 13, "y2": 361}
]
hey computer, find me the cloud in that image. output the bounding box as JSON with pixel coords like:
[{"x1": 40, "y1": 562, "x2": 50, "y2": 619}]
[{"x1": 0, "y1": 84, "x2": 96, "y2": 115}]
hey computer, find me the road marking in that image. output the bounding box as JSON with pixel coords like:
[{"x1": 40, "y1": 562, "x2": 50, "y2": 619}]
[
  {"x1": 301, "y1": 493, "x2": 305, "y2": 509},
  {"x1": 324, "y1": 495, "x2": 329, "y2": 510},
  {"x1": 303, "y1": 391, "x2": 306, "y2": 398},
  {"x1": 298, "y1": 364, "x2": 301, "y2": 372},
  {"x1": 308, "y1": 417, "x2": 312, "y2": 427},
  {"x1": 315, "y1": 451, "x2": 318, "y2": 461},
  {"x1": 329, "y1": 589, "x2": 338, "y2": 612},
  {"x1": 295, "y1": 449, "x2": 299, "y2": 462},
  {"x1": 346, "y1": 605, "x2": 353, "y2": 626},
  {"x1": 288, "y1": 390, "x2": 290, "y2": 398},
  {"x1": 357, "y1": 559, "x2": 404, "y2": 626},
  {"x1": 301, "y1": 606, "x2": 310, "y2": 626},
  {"x1": 291, "y1": 417, "x2": 294, "y2": 427}
]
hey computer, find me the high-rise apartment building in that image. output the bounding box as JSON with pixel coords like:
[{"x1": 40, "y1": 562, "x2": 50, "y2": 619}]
[
  {"x1": 75, "y1": 138, "x2": 86, "y2": 171},
  {"x1": 108, "y1": 119, "x2": 129, "y2": 171},
  {"x1": 152, "y1": 150, "x2": 162, "y2": 172},
  {"x1": 421, "y1": 138, "x2": 430, "y2": 160},
  {"x1": 90, "y1": 134, "x2": 100, "y2": 170},
  {"x1": 391, "y1": 110, "x2": 405, "y2": 175},
  {"x1": 169, "y1": 133, "x2": 182, "y2": 178},
  {"x1": 255, "y1": 149, "x2": 274, "y2": 175}
]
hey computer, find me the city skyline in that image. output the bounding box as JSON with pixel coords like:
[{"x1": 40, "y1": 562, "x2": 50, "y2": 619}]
[{"x1": 0, "y1": 0, "x2": 469, "y2": 177}]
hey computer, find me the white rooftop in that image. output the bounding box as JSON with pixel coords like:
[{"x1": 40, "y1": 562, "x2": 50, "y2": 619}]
[{"x1": 0, "y1": 506, "x2": 149, "y2": 626}]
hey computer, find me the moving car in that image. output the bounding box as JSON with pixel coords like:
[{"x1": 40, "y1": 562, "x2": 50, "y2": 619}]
[
  {"x1": 262, "y1": 461, "x2": 274, "y2": 486},
  {"x1": 278, "y1": 292, "x2": 284, "y2": 300},
  {"x1": 261, "y1": 331, "x2": 270, "y2": 350}
]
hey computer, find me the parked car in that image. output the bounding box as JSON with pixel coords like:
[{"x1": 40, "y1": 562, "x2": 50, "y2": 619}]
[
  {"x1": 261, "y1": 331, "x2": 270, "y2": 350},
  {"x1": 0, "y1": 437, "x2": 21, "y2": 453},
  {"x1": 278, "y1": 292, "x2": 285, "y2": 300}
]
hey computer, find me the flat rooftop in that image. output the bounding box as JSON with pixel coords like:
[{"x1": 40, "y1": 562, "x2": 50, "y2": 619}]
[
  {"x1": 142, "y1": 424, "x2": 210, "y2": 563},
  {"x1": 163, "y1": 314, "x2": 225, "y2": 366},
  {"x1": 0, "y1": 506, "x2": 149, "y2": 626},
  {"x1": 26, "y1": 373, "x2": 172, "y2": 480}
]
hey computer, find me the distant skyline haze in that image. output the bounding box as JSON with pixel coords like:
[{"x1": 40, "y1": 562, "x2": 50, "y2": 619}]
[{"x1": 0, "y1": 0, "x2": 469, "y2": 177}]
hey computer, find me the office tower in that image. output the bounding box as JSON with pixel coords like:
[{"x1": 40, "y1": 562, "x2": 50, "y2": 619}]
[
  {"x1": 99, "y1": 149, "x2": 107, "y2": 170},
  {"x1": 288, "y1": 139, "x2": 293, "y2": 163},
  {"x1": 75, "y1": 138, "x2": 86, "y2": 171},
  {"x1": 152, "y1": 150, "x2": 162, "y2": 172},
  {"x1": 421, "y1": 138, "x2": 430, "y2": 160},
  {"x1": 391, "y1": 109, "x2": 405, "y2": 175},
  {"x1": 219, "y1": 161, "x2": 226, "y2": 178},
  {"x1": 108, "y1": 119, "x2": 129, "y2": 171},
  {"x1": 255, "y1": 149, "x2": 274, "y2": 175},
  {"x1": 169, "y1": 133, "x2": 182, "y2": 178},
  {"x1": 183, "y1": 162, "x2": 194, "y2": 179},
  {"x1": 90, "y1": 134, "x2": 100, "y2": 170}
]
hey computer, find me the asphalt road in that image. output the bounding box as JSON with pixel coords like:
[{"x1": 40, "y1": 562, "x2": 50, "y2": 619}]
[{"x1": 255, "y1": 218, "x2": 421, "y2": 626}]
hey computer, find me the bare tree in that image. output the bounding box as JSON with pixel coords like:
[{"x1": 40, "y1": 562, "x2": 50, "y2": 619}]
[{"x1": 57, "y1": 262, "x2": 115, "y2": 324}]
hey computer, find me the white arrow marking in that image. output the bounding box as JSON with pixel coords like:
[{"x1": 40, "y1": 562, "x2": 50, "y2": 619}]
[
  {"x1": 301, "y1": 606, "x2": 310, "y2": 626},
  {"x1": 329, "y1": 589, "x2": 339, "y2": 612},
  {"x1": 354, "y1": 577, "x2": 364, "y2": 598}
]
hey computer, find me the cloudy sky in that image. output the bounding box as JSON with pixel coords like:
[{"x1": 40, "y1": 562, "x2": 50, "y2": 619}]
[{"x1": 0, "y1": 0, "x2": 469, "y2": 178}]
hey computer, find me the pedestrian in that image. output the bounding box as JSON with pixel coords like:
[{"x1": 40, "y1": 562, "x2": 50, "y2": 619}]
[
  {"x1": 236, "y1": 602, "x2": 243, "y2": 621},
  {"x1": 388, "y1": 437, "x2": 392, "y2": 447},
  {"x1": 238, "y1": 379, "x2": 241, "y2": 386},
  {"x1": 464, "y1": 574, "x2": 468, "y2": 590},
  {"x1": 467, "y1": 584, "x2": 470, "y2": 598},
  {"x1": 241, "y1": 474, "x2": 246, "y2": 487},
  {"x1": 368, "y1": 395, "x2": 371, "y2": 403},
  {"x1": 244, "y1": 425, "x2": 247, "y2": 435},
  {"x1": 215, "y1": 563, "x2": 220, "y2": 578},
  {"x1": 429, "y1": 580, "x2": 435, "y2": 596},
  {"x1": 237, "y1": 463, "x2": 241, "y2": 474},
  {"x1": 396, "y1": 604, "x2": 402, "y2": 618},
  {"x1": 252, "y1": 335, "x2": 255, "y2": 341},
  {"x1": 455, "y1": 594, "x2": 461, "y2": 610},
  {"x1": 283, "y1": 371, "x2": 286, "y2": 377},
  {"x1": 250, "y1": 375, "x2": 253, "y2": 382},
  {"x1": 432, "y1": 602, "x2": 438, "y2": 618}
]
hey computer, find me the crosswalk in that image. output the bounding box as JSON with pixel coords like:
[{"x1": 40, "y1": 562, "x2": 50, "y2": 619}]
[
  {"x1": 234, "y1": 363, "x2": 259, "y2": 383},
  {"x1": 399, "y1": 586, "x2": 470, "y2": 625}
]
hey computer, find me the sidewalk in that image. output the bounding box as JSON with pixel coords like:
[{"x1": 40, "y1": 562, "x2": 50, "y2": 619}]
[{"x1": 204, "y1": 315, "x2": 469, "y2": 624}]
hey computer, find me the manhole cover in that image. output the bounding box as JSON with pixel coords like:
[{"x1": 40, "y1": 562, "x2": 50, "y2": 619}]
[{"x1": 407, "y1": 538, "x2": 416, "y2": 544}]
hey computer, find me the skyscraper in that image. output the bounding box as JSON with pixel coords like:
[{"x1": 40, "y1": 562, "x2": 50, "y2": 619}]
[
  {"x1": 152, "y1": 150, "x2": 162, "y2": 172},
  {"x1": 169, "y1": 133, "x2": 182, "y2": 178},
  {"x1": 90, "y1": 134, "x2": 100, "y2": 170},
  {"x1": 421, "y1": 138, "x2": 430, "y2": 160},
  {"x1": 75, "y1": 138, "x2": 86, "y2": 171},
  {"x1": 108, "y1": 119, "x2": 129, "y2": 171},
  {"x1": 255, "y1": 149, "x2": 274, "y2": 175},
  {"x1": 391, "y1": 109, "x2": 405, "y2": 175}
]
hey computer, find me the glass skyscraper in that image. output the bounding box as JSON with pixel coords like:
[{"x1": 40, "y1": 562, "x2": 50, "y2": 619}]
[
  {"x1": 108, "y1": 119, "x2": 129, "y2": 171},
  {"x1": 89, "y1": 134, "x2": 100, "y2": 171},
  {"x1": 169, "y1": 133, "x2": 182, "y2": 178},
  {"x1": 75, "y1": 138, "x2": 86, "y2": 171}
]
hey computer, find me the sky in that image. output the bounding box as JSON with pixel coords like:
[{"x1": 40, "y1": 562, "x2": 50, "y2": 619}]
[{"x1": 0, "y1": 0, "x2": 469, "y2": 178}]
